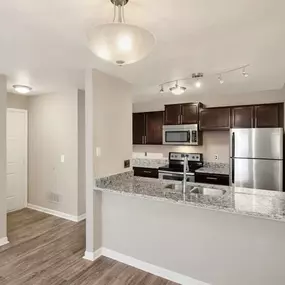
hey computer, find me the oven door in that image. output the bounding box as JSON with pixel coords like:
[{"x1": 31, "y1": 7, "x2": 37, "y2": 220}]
[{"x1": 159, "y1": 170, "x2": 195, "y2": 182}]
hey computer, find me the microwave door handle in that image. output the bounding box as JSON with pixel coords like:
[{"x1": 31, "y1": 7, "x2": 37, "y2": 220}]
[{"x1": 187, "y1": 131, "x2": 191, "y2": 143}]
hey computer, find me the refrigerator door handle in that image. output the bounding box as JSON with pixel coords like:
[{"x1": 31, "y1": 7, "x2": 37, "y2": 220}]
[
  {"x1": 232, "y1": 131, "x2": 235, "y2": 158},
  {"x1": 232, "y1": 159, "x2": 235, "y2": 184}
]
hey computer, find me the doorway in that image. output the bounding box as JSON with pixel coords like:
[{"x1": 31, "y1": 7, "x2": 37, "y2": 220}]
[{"x1": 6, "y1": 108, "x2": 28, "y2": 212}]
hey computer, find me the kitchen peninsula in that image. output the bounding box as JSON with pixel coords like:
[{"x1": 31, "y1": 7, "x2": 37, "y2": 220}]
[{"x1": 90, "y1": 171, "x2": 285, "y2": 285}]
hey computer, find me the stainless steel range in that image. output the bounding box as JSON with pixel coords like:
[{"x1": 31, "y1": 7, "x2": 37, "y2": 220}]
[{"x1": 158, "y1": 152, "x2": 203, "y2": 182}]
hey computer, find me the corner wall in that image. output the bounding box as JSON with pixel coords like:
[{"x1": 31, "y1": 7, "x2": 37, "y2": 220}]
[
  {"x1": 28, "y1": 90, "x2": 79, "y2": 217},
  {"x1": 92, "y1": 70, "x2": 133, "y2": 178},
  {"x1": 0, "y1": 75, "x2": 7, "y2": 241}
]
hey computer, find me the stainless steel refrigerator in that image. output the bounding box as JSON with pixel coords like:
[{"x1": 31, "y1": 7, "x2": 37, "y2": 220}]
[{"x1": 230, "y1": 128, "x2": 283, "y2": 191}]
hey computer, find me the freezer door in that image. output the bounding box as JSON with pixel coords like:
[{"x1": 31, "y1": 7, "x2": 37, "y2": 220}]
[
  {"x1": 230, "y1": 158, "x2": 283, "y2": 191},
  {"x1": 230, "y1": 128, "x2": 283, "y2": 159}
]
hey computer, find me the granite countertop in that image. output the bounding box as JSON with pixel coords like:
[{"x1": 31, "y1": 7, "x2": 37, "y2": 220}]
[
  {"x1": 196, "y1": 166, "x2": 230, "y2": 175},
  {"x1": 132, "y1": 158, "x2": 168, "y2": 169},
  {"x1": 95, "y1": 172, "x2": 285, "y2": 222}
]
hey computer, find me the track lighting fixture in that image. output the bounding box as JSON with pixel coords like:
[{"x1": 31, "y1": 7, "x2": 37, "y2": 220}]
[
  {"x1": 158, "y1": 65, "x2": 249, "y2": 95},
  {"x1": 169, "y1": 81, "x2": 186, "y2": 96}
]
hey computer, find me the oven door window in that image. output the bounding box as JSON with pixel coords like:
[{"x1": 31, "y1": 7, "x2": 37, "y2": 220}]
[{"x1": 165, "y1": 131, "x2": 190, "y2": 143}]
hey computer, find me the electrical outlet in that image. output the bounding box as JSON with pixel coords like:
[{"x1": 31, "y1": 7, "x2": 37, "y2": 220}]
[
  {"x1": 124, "y1": 159, "x2": 130, "y2": 168},
  {"x1": 214, "y1": 154, "x2": 219, "y2": 161}
]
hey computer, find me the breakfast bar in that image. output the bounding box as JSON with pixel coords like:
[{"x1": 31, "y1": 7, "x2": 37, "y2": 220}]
[{"x1": 89, "y1": 171, "x2": 285, "y2": 285}]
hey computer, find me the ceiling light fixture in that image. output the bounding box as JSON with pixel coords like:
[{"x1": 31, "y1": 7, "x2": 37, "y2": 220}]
[
  {"x1": 192, "y1": 73, "x2": 203, "y2": 88},
  {"x1": 242, "y1": 67, "x2": 249, "y2": 78},
  {"x1": 87, "y1": 0, "x2": 156, "y2": 66},
  {"x1": 12, "y1": 85, "x2": 32, "y2": 94},
  {"x1": 218, "y1": 74, "x2": 224, "y2": 84},
  {"x1": 169, "y1": 81, "x2": 186, "y2": 96}
]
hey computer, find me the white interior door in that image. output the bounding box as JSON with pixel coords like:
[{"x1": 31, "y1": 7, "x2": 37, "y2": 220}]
[{"x1": 6, "y1": 109, "x2": 27, "y2": 212}]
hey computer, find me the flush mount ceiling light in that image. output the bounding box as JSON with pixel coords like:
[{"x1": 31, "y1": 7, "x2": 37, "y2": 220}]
[
  {"x1": 12, "y1": 85, "x2": 32, "y2": 94},
  {"x1": 87, "y1": 0, "x2": 156, "y2": 66},
  {"x1": 192, "y1": 73, "x2": 203, "y2": 88},
  {"x1": 169, "y1": 81, "x2": 186, "y2": 96}
]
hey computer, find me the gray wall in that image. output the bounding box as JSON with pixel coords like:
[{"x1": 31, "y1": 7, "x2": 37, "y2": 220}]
[
  {"x1": 0, "y1": 75, "x2": 7, "y2": 240},
  {"x1": 7, "y1": 92, "x2": 28, "y2": 110},
  {"x1": 92, "y1": 70, "x2": 133, "y2": 178},
  {"x1": 99, "y1": 192, "x2": 285, "y2": 285},
  {"x1": 133, "y1": 89, "x2": 285, "y2": 163},
  {"x1": 28, "y1": 90, "x2": 79, "y2": 216}
]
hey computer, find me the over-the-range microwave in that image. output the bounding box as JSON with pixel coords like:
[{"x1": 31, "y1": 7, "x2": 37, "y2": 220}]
[{"x1": 163, "y1": 124, "x2": 201, "y2": 146}]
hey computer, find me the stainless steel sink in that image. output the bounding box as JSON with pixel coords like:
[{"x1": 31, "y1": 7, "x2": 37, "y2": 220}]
[{"x1": 164, "y1": 184, "x2": 226, "y2": 196}]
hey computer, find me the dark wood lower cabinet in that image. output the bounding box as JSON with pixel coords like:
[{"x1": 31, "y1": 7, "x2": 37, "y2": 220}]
[
  {"x1": 195, "y1": 173, "x2": 229, "y2": 186},
  {"x1": 133, "y1": 167, "x2": 158, "y2": 179}
]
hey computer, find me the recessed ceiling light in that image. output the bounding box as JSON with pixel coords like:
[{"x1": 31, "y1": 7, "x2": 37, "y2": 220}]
[
  {"x1": 13, "y1": 85, "x2": 32, "y2": 94},
  {"x1": 169, "y1": 81, "x2": 186, "y2": 95}
]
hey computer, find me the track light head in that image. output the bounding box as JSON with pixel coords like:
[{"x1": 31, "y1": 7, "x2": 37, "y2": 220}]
[
  {"x1": 218, "y1": 74, "x2": 224, "y2": 84},
  {"x1": 159, "y1": 85, "x2": 164, "y2": 93},
  {"x1": 242, "y1": 67, "x2": 249, "y2": 78}
]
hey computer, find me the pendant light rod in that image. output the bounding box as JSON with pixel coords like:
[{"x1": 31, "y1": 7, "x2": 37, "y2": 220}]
[{"x1": 112, "y1": 0, "x2": 127, "y2": 23}]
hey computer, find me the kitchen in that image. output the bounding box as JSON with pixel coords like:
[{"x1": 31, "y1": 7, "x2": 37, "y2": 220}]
[
  {"x1": 132, "y1": 101, "x2": 283, "y2": 191},
  {"x1": 88, "y1": 77, "x2": 285, "y2": 285}
]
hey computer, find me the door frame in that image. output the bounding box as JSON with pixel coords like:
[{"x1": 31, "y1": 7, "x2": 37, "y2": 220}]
[{"x1": 7, "y1": 108, "x2": 28, "y2": 211}]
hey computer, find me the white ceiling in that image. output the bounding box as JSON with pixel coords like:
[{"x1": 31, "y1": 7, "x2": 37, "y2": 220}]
[{"x1": 1, "y1": 0, "x2": 285, "y2": 101}]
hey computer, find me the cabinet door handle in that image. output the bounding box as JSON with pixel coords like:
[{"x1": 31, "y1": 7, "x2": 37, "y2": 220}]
[
  {"x1": 142, "y1": 136, "x2": 144, "y2": 144},
  {"x1": 143, "y1": 171, "x2": 152, "y2": 174},
  {"x1": 178, "y1": 115, "x2": 180, "y2": 124},
  {"x1": 206, "y1": 177, "x2": 218, "y2": 180},
  {"x1": 180, "y1": 114, "x2": 183, "y2": 124}
]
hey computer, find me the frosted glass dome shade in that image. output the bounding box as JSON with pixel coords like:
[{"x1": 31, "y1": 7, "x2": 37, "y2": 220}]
[{"x1": 88, "y1": 23, "x2": 155, "y2": 66}]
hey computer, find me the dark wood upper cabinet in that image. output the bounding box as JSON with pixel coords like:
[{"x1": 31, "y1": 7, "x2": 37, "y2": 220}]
[
  {"x1": 133, "y1": 113, "x2": 145, "y2": 144},
  {"x1": 164, "y1": 104, "x2": 181, "y2": 125},
  {"x1": 231, "y1": 106, "x2": 254, "y2": 128},
  {"x1": 255, "y1": 104, "x2": 283, "y2": 128},
  {"x1": 164, "y1": 103, "x2": 202, "y2": 125},
  {"x1": 181, "y1": 103, "x2": 200, "y2": 124},
  {"x1": 145, "y1": 111, "x2": 164, "y2": 145},
  {"x1": 199, "y1": 107, "x2": 231, "y2": 131}
]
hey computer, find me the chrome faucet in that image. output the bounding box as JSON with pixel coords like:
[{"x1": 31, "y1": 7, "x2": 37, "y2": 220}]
[{"x1": 182, "y1": 154, "x2": 189, "y2": 195}]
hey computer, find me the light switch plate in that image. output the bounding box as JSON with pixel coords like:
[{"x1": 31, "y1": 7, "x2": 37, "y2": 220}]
[
  {"x1": 96, "y1": 147, "x2": 101, "y2": 157},
  {"x1": 61, "y1": 155, "x2": 65, "y2": 163}
]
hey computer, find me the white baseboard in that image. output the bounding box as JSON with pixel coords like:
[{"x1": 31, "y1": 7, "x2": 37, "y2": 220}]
[
  {"x1": 83, "y1": 248, "x2": 102, "y2": 261},
  {"x1": 27, "y1": 204, "x2": 86, "y2": 223},
  {"x1": 84, "y1": 247, "x2": 209, "y2": 285},
  {"x1": 0, "y1": 237, "x2": 9, "y2": 247}
]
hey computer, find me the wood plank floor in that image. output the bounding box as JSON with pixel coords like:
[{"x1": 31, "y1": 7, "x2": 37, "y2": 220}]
[{"x1": 0, "y1": 208, "x2": 179, "y2": 285}]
